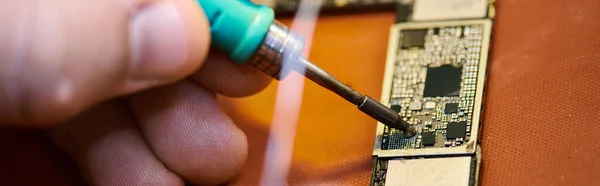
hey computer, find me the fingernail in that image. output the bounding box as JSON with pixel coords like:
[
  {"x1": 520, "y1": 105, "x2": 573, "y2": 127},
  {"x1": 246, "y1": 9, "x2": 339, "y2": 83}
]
[{"x1": 129, "y1": 1, "x2": 188, "y2": 83}]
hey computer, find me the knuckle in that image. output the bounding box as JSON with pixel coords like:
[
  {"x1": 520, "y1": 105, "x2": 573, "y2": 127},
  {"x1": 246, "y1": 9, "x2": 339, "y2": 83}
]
[{"x1": 5, "y1": 78, "x2": 80, "y2": 124}]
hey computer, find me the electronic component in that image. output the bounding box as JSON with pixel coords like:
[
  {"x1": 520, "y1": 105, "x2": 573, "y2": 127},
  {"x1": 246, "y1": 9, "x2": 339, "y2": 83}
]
[
  {"x1": 421, "y1": 131, "x2": 435, "y2": 146},
  {"x1": 400, "y1": 29, "x2": 427, "y2": 49},
  {"x1": 423, "y1": 102, "x2": 436, "y2": 110},
  {"x1": 445, "y1": 103, "x2": 459, "y2": 114},
  {"x1": 446, "y1": 121, "x2": 467, "y2": 139},
  {"x1": 412, "y1": 0, "x2": 489, "y2": 21},
  {"x1": 424, "y1": 121, "x2": 432, "y2": 128},
  {"x1": 424, "y1": 65, "x2": 463, "y2": 97},
  {"x1": 409, "y1": 102, "x2": 422, "y2": 110},
  {"x1": 372, "y1": 148, "x2": 483, "y2": 186},
  {"x1": 385, "y1": 157, "x2": 474, "y2": 186}
]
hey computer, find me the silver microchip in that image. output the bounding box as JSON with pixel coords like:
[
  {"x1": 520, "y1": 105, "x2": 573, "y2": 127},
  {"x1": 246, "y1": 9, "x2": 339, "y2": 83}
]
[
  {"x1": 424, "y1": 102, "x2": 436, "y2": 109},
  {"x1": 412, "y1": 0, "x2": 488, "y2": 21},
  {"x1": 409, "y1": 102, "x2": 422, "y2": 110},
  {"x1": 385, "y1": 157, "x2": 473, "y2": 186}
]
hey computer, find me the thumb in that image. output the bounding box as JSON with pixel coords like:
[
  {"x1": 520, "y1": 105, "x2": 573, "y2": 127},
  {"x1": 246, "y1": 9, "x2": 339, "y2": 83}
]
[{"x1": 0, "y1": 0, "x2": 210, "y2": 125}]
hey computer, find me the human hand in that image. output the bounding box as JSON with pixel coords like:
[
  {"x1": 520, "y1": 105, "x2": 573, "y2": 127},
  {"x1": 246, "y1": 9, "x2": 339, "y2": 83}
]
[{"x1": 0, "y1": 0, "x2": 272, "y2": 185}]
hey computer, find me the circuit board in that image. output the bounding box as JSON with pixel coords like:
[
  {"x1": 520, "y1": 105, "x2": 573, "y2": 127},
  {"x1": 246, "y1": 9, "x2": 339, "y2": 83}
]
[
  {"x1": 372, "y1": 19, "x2": 492, "y2": 158},
  {"x1": 370, "y1": 19, "x2": 492, "y2": 186}
]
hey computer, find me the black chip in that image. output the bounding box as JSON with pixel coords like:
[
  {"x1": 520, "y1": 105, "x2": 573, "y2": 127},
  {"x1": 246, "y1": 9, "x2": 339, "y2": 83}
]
[
  {"x1": 421, "y1": 132, "x2": 435, "y2": 146},
  {"x1": 444, "y1": 103, "x2": 459, "y2": 114},
  {"x1": 400, "y1": 29, "x2": 426, "y2": 49},
  {"x1": 446, "y1": 121, "x2": 467, "y2": 139},
  {"x1": 390, "y1": 105, "x2": 401, "y2": 112},
  {"x1": 433, "y1": 28, "x2": 440, "y2": 35},
  {"x1": 423, "y1": 65, "x2": 462, "y2": 97}
]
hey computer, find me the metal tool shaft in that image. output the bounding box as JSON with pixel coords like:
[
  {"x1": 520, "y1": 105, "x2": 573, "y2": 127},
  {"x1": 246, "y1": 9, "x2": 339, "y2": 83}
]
[
  {"x1": 300, "y1": 58, "x2": 416, "y2": 137},
  {"x1": 300, "y1": 58, "x2": 363, "y2": 105},
  {"x1": 248, "y1": 21, "x2": 416, "y2": 136}
]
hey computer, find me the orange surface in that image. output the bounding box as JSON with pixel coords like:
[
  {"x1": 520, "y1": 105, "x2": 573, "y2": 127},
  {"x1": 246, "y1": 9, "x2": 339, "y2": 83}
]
[
  {"x1": 218, "y1": 12, "x2": 396, "y2": 185},
  {"x1": 1, "y1": 0, "x2": 600, "y2": 185}
]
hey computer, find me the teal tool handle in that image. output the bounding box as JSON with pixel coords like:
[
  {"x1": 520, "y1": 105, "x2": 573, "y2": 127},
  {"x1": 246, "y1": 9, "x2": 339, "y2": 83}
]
[{"x1": 196, "y1": 0, "x2": 275, "y2": 64}]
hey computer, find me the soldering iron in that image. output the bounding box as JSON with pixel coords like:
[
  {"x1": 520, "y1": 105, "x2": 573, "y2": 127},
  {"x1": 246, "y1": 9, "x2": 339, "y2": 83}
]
[{"x1": 196, "y1": 0, "x2": 416, "y2": 137}]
